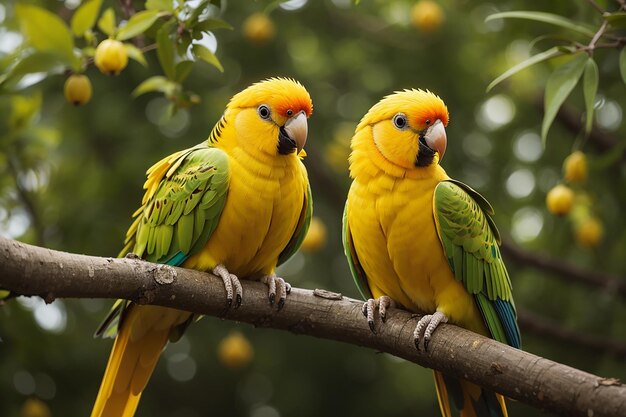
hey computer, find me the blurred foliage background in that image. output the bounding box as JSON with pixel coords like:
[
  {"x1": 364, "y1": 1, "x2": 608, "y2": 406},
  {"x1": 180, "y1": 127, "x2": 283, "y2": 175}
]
[{"x1": 1, "y1": 1, "x2": 626, "y2": 416}]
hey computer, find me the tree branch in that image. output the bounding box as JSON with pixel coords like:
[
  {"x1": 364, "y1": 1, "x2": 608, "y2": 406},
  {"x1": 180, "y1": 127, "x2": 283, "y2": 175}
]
[
  {"x1": 500, "y1": 240, "x2": 626, "y2": 300},
  {"x1": 0, "y1": 236, "x2": 625, "y2": 417}
]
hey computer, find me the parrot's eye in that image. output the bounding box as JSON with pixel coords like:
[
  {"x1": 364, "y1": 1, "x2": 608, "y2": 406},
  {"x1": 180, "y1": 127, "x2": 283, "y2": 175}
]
[
  {"x1": 393, "y1": 113, "x2": 408, "y2": 130},
  {"x1": 425, "y1": 119, "x2": 431, "y2": 126},
  {"x1": 286, "y1": 109, "x2": 293, "y2": 117},
  {"x1": 257, "y1": 104, "x2": 271, "y2": 120}
]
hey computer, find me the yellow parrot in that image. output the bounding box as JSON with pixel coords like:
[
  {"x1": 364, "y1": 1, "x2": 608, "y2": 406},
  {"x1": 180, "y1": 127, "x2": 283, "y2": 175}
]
[
  {"x1": 91, "y1": 78, "x2": 313, "y2": 417},
  {"x1": 343, "y1": 89, "x2": 520, "y2": 417}
]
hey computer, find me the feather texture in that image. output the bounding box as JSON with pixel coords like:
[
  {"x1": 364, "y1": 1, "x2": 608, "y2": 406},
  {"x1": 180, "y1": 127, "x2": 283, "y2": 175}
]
[
  {"x1": 343, "y1": 89, "x2": 519, "y2": 417},
  {"x1": 92, "y1": 78, "x2": 313, "y2": 417}
]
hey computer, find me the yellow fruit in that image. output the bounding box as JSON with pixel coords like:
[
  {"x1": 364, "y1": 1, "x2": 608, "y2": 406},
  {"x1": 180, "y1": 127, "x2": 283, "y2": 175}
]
[
  {"x1": 300, "y1": 216, "x2": 327, "y2": 252},
  {"x1": 94, "y1": 39, "x2": 128, "y2": 75},
  {"x1": 410, "y1": 0, "x2": 444, "y2": 33},
  {"x1": 217, "y1": 331, "x2": 253, "y2": 369},
  {"x1": 242, "y1": 13, "x2": 275, "y2": 45},
  {"x1": 64, "y1": 74, "x2": 92, "y2": 106},
  {"x1": 563, "y1": 151, "x2": 587, "y2": 184},
  {"x1": 575, "y1": 217, "x2": 603, "y2": 248},
  {"x1": 546, "y1": 184, "x2": 574, "y2": 216},
  {"x1": 20, "y1": 398, "x2": 51, "y2": 417}
]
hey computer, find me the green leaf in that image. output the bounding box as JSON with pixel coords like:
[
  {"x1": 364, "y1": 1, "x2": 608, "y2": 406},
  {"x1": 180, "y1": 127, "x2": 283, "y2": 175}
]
[
  {"x1": 15, "y1": 4, "x2": 76, "y2": 65},
  {"x1": 146, "y1": 0, "x2": 175, "y2": 12},
  {"x1": 542, "y1": 53, "x2": 588, "y2": 144},
  {"x1": 98, "y1": 8, "x2": 117, "y2": 36},
  {"x1": 133, "y1": 76, "x2": 177, "y2": 97},
  {"x1": 604, "y1": 11, "x2": 626, "y2": 29},
  {"x1": 185, "y1": 0, "x2": 211, "y2": 24},
  {"x1": 486, "y1": 11, "x2": 595, "y2": 38},
  {"x1": 175, "y1": 60, "x2": 194, "y2": 83},
  {"x1": 157, "y1": 23, "x2": 176, "y2": 79},
  {"x1": 1, "y1": 52, "x2": 65, "y2": 88},
  {"x1": 71, "y1": 0, "x2": 103, "y2": 37},
  {"x1": 125, "y1": 43, "x2": 148, "y2": 67},
  {"x1": 620, "y1": 48, "x2": 626, "y2": 86},
  {"x1": 583, "y1": 58, "x2": 598, "y2": 135},
  {"x1": 487, "y1": 46, "x2": 562, "y2": 92},
  {"x1": 117, "y1": 10, "x2": 162, "y2": 41},
  {"x1": 192, "y1": 44, "x2": 223, "y2": 72},
  {"x1": 194, "y1": 18, "x2": 233, "y2": 31}
]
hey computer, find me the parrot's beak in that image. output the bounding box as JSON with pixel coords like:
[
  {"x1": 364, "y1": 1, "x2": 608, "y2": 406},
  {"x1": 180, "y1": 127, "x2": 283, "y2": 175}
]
[
  {"x1": 424, "y1": 119, "x2": 447, "y2": 161},
  {"x1": 284, "y1": 111, "x2": 308, "y2": 154}
]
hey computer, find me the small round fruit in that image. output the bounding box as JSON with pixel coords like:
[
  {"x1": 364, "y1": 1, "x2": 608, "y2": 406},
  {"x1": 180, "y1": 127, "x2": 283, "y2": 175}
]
[
  {"x1": 94, "y1": 39, "x2": 128, "y2": 75},
  {"x1": 575, "y1": 217, "x2": 603, "y2": 248},
  {"x1": 20, "y1": 398, "x2": 51, "y2": 417},
  {"x1": 242, "y1": 13, "x2": 275, "y2": 46},
  {"x1": 563, "y1": 151, "x2": 587, "y2": 184},
  {"x1": 546, "y1": 184, "x2": 574, "y2": 216},
  {"x1": 300, "y1": 216, "x2": 327, "y2": 253},
  {"x1": 410, "y1": 0, "x2": 444, "y2": 33},
  {"x1": 64, "y1": 74, "x2": 92, "y2": 106},
  {"x1": 218, "y1": 331, "x2": 253, "y2": 369}
]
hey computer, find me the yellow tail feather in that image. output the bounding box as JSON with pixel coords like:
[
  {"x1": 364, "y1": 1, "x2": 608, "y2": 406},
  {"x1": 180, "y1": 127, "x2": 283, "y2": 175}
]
[
  {"x1": 91, "y1": 305, "x2": 190, "y2": 417},
  {"x1": 433, "y1": 371, "x2": 508, "y2": 417}
]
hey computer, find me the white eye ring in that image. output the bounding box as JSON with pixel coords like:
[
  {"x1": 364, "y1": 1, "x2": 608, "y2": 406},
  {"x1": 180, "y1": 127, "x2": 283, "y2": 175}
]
[
  {"x1": 258, "y1": 104, "x2": 271, "y2": 120},
  {"x1": 393, "y1": 113, "x2": 408, "y2": 130}
]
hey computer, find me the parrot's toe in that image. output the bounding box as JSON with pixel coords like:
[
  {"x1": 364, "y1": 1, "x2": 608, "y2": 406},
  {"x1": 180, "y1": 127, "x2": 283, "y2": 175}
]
[
  {"x1": 413, "y1": 311, "x2": 448, "y2": 351},
  {"x1": 362, "y1": 296, "x2": 395, "y2": 334},
  {"x1": 213, "y1": 264, "x2": 243, "y2": 312},
  {"x1": 261, "y1": 274, "x2": 291, "y2": 311}
]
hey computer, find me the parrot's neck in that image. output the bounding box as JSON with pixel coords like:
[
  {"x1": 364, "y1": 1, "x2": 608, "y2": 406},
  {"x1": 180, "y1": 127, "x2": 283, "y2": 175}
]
[
  {"x1": 349, "y1": 127, "x2": 448, "y2": 183},
  {"x1": 210, "y1": 115, "x2": 302, "y2": 180}
]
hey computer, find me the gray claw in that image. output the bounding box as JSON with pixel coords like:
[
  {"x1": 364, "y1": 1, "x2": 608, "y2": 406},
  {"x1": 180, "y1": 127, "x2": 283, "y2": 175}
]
[
  {"x1": 261, "y1": 274, "x2": 291, "y2": 310},
  {"x1": 213, "y1": 264, "x2": 242, "y2": 312},
  {"x1": 413, "y1": 311, "x2": 448, "y2": 352}
]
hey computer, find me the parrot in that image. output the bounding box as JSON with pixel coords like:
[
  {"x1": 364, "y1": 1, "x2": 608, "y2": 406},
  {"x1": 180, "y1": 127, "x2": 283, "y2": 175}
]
[
  {"x1": 90, "y1": 78, "x2": 313, "y2": 417},
  {"x1": 342, "y1": 89, "x2": 521, "y2": 417}
]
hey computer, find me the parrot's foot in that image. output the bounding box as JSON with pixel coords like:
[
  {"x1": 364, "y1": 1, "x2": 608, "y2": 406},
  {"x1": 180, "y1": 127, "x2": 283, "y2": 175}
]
[
  {"x1": 362, "y1": 296, "x2": 395, "y2": 334},
  {"x1": 413, "y1": 311, "x2": 448, "y2": 351},
  {"x1": 260, "y1": 274, "x2": 291, "y2": 311},
  {"x1": 212, "y1": 264, "x2": 243, "y2": 310}
]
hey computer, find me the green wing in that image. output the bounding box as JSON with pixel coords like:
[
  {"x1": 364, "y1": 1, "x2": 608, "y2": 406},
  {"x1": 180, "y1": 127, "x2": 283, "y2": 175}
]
[
  {"x1": 95, "y1": 143, "x2": 229, "y2": 338},
  {"x1": 342, "y1": 201, "x2": 372, "y2": 300},
  {"x1": 277, "y1": 176, "x2": 312, "y2": 266},
  {"x1": 433, "y1": 180, "x2": 521, "y2": 348}
]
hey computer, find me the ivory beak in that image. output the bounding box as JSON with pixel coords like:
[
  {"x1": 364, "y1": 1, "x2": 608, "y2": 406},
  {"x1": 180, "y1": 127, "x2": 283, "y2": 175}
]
[
  {"x1": 284, "y1": 111, "x2": 308, "y2": 154},
  {"x1": 424, "y1": 120, "x2": 447, "y2": 161}
]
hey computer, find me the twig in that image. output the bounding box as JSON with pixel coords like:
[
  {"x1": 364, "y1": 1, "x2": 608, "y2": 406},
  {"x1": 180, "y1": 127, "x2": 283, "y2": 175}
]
[
  {"x1": 587, "y1": 0, "x2": 606, "y2": 14},
  {"x1": 587, "y1": 20, "x2": 609, "y2": 53},
  {"x1": 6, "y1": 156, "x2": 45, "y2": 246},
  {"x1": 119, "y1": 0, "x2": 135, "y2": 20},
  {"x1": 0, "y1": 236, "x2": 625, "y2": 417}
]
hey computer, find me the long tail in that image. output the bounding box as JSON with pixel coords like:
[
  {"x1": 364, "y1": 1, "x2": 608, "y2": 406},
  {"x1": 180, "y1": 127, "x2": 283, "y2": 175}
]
[
  {"x1": 91, "y1": 305, "x2": 190, "y2": 417},
  {"x1": 433, "y1": 371, "x2": 508, "y2": 417}
]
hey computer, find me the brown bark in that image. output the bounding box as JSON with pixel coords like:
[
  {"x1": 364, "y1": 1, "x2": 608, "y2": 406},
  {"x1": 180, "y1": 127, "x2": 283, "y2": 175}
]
[{"x1": 0, "y1": 236, "x2": 625, "y2": 417}]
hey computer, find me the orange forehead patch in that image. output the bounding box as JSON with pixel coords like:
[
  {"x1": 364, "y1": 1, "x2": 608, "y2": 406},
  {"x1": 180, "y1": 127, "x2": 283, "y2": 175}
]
[
  {"x1": 274, "y1": 96, "x2": 313, "y2": 118},
  {"x1": 357, "y1": 88, "x2": 449, "y2": 130},
  {"x1": 228, "y1": 77, "x2": 313, "y2": 117}
]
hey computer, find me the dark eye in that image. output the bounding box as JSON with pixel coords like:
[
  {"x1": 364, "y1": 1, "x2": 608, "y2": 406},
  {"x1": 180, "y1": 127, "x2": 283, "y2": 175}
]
[
  {"x1": 286, "y1": 109, "x2": 293, "y2": 117},
  {"x1": 258, "y1": 104, "x2": 271, "y2": 120},
  {"x1": 393, "y1": 113, "x2": 408, "y2": 130},
  {"x1": 425, "y1": 119, "x2": 431, "y2": 126}
]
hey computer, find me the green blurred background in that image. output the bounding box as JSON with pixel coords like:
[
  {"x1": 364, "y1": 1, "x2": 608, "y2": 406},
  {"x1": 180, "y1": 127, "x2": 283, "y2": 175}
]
[{"x1": 1, "y1": 1, "x2": 625, "y2": 416}]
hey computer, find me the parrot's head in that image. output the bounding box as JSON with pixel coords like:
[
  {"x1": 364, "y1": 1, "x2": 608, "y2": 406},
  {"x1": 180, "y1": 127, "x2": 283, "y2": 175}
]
[
  {"x1": 227, "y1": 78, "x2": 313, "y2": 157},
  {"x1": 356, "y1": 89, "x2": 449, "y2": 169}
]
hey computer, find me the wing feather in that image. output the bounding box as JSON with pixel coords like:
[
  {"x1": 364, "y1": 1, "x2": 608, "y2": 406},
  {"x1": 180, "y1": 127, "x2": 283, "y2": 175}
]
[
  {"x1": 342, "y1": 201, "x2": 373, "y2": 300},
  {"x1": 434, "y1": 180, "x2": 520, "y2": 348}
]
